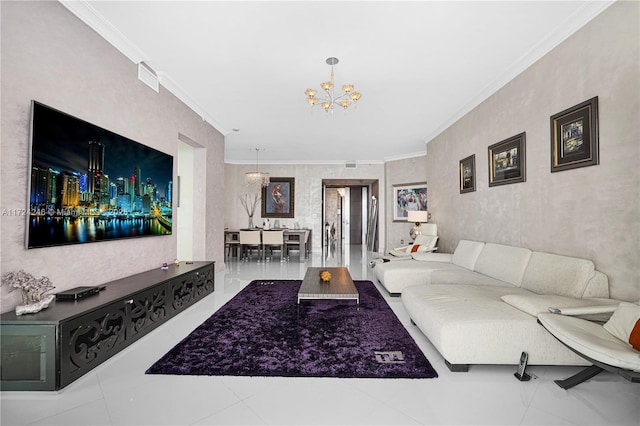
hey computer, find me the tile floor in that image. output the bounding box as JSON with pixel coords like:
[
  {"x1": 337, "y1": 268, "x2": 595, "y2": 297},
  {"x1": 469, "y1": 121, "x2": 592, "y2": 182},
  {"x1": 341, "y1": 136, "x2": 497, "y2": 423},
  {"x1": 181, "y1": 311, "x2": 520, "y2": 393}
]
[{"x1": 1, "y1": 246, "x2": 638, "y2": 426}]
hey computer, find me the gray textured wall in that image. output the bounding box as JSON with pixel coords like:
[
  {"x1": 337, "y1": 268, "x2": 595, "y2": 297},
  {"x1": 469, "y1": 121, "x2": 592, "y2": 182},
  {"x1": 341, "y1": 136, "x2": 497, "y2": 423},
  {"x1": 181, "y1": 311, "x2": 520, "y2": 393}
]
[
  {"x1": 0, "y1": 1, "x2": 225, "y2": 312},
  {"x1": 425, "y1": 2, "x2": 639, "y2": 302},
  {"x1": 384, "y1": 156, "x2": 428, "y2": 249}
]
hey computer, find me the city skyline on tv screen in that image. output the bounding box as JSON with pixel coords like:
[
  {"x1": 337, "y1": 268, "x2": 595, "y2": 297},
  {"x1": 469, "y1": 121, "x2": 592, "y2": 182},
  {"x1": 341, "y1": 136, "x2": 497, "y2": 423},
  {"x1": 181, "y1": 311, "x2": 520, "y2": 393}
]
[{"x1": 27, "y1": 101, "x2": 173, "y2": 248}]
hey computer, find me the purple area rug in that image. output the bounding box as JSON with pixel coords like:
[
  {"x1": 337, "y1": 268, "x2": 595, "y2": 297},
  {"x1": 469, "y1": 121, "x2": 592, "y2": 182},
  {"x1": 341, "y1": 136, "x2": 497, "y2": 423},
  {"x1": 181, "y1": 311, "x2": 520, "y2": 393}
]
[{"x1": 146, "y1": 280, "x2": 437, "y2": 379}]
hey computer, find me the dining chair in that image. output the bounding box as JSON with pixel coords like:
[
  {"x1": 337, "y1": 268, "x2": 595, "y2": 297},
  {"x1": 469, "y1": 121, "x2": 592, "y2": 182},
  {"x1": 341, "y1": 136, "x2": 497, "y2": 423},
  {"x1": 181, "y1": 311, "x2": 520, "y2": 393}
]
[
  {"x1": 239, "y1": 230, "x2": 262, "y2": 261},
  {"x1": 262, "y1": 230, "x2": 285, "y2": 262},
  {"x1": 285, "y1": 230, "x2": 309, "y2": 260},
  {"x1": 224, "y1": 231, "x2": 240, "y2": 258}
]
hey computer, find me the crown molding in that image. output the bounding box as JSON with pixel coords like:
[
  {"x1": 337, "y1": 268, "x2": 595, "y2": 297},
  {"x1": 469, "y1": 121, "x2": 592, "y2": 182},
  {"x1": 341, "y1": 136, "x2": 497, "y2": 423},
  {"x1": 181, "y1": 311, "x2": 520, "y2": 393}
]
[
  {"x1": 224, "y1": 149, "x2": 427, "y2": 164},
  {"x1": 383, "y1": 150, "x2": 427, "y2": 162},
  {"x1": 157, "y1": 72, "x2": 229, "y2": 135},
  {"x1": 59, "y1": 0, "x2": 228, "y2": 136},
  {"x1": 59, "y1": 1, "x2": 147, "y2": 63},
  {"x1": 224, "y1": 159, "x2": 386, "y2": 166},
  {"x1": 424, "y1": 0, "x2": 615, "y2": 146}
]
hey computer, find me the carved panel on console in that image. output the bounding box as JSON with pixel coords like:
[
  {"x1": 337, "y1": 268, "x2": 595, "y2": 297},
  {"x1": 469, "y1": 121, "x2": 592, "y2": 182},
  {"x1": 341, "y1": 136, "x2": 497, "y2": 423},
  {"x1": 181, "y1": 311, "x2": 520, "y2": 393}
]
[
  {"x1": 194, "y1": 266, "x2": 214, "y2": 298},
  {"x1": 170, "y1": 273, "x2": 196, "y2": 312},
  {"x1": 127, "y1": 284, "x2": 169, "y2": 342},
  {"x1": 60, "y1": 303, "x2": 128, "y2": 387}
]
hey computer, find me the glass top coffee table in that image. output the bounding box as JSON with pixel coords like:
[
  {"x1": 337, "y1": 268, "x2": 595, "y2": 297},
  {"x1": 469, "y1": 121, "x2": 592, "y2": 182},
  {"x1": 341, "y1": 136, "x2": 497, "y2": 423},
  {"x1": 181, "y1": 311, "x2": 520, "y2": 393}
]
[{"x1": 297, "y1": 267, "x2": 359, "y2": 306}]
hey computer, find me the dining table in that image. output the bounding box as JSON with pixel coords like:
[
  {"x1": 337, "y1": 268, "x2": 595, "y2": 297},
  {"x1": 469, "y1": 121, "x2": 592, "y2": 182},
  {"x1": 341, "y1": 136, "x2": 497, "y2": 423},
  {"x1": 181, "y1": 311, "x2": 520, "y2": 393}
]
[{"x1": 224, "y1": 228, "x2": 311, "y2": 261}]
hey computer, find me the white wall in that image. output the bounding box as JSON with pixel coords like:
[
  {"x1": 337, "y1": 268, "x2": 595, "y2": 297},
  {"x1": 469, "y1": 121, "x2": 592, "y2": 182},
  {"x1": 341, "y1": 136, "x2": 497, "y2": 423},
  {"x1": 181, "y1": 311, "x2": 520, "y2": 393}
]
[
  {"x1": 0, "y1": 1, "x2": 225, "y2": 313},
  {"x1": 177, "y1": 140, "x2": 195, "y2": 261},
  {"x1": 225, "y1": 163, "x2": 386, "y2": 253},
  {"x1": 177, "y1": 134, "x2": 210, "y2": 262},
  {"x1": 425, "y1": 1, "x2": 639, "y2": 302}
]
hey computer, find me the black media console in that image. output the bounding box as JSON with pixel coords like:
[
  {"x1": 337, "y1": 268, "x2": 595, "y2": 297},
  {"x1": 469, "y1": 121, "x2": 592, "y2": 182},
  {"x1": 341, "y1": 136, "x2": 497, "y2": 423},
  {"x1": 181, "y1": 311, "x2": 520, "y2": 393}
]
[{"x1": 0, "y1": 261, "x2": 214, "y2": 391}]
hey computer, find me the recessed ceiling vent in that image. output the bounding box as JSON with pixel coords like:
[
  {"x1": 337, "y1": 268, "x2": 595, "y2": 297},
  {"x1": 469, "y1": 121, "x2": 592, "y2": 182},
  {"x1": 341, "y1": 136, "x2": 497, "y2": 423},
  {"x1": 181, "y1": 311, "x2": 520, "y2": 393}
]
[
  {"x1": 345, "y1": 162, "x2": 357, "y2": 169},
  {"x1": 138, "y1": 62, "x2": 159, "y2": 93}
]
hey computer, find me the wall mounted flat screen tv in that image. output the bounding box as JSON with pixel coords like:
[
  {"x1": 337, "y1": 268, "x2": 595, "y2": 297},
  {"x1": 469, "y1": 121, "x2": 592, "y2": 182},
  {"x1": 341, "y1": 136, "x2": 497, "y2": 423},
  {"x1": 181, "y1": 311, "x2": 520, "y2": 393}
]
[{"x1": 27, "y1": 101, "x2": 173, "y2": 249}]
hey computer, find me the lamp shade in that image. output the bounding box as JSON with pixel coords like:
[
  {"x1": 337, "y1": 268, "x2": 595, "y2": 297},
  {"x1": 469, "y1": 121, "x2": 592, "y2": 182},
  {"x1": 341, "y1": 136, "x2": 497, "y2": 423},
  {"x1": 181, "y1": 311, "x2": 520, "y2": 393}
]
[{"x1": 407, "y1": 210, "x2": 429, "y2": 223}]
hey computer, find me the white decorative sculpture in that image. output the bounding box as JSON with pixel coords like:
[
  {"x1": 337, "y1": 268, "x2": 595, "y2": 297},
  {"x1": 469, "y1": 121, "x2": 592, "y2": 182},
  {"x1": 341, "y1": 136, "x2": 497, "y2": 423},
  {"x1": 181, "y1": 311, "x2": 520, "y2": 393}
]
[
  {"x1": 15, "y1": 294, "x2": 55, "y2": 315},
  {"x1": 1, "y1": 270, "x2": 56, "y2": 315}
]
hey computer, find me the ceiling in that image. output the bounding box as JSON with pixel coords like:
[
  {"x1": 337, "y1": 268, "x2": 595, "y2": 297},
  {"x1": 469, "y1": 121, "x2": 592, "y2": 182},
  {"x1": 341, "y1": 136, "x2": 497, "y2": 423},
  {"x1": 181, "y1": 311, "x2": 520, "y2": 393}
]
[{"x1": 61, "y1": 1, "x2": 613, "y2": 164}]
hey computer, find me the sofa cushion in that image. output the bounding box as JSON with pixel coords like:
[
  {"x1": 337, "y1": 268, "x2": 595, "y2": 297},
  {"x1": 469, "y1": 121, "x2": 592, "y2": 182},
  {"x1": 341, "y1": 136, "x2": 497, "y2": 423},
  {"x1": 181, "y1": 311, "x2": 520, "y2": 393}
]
[
  {"x1": 501, "y1": 294, "x2": 620, "y2": 317},
  {"x1": 411, "y1": 252, "x2": 452, "y2": 262},
  {"x1": 582, "y1": 271, "x2": 609, "y2": 299},
  {"x1": 473, "y1": 243, "x2": 531, "y2": 286},
  {"x1": 430, "y1": 269, "x2": 515, "y2": 287},
  {"x1": 451, "y1": 240, "x2": 485, "y2": 271},
  {"x1": 604, "y1": 302, "x2": 640, "y2": 350},
  {"x1": 521, "y1": 252, "x2": 595, "y2": 298},
  {"x1": 373, "y1": 259, "x2": 463, "y2": 294}
]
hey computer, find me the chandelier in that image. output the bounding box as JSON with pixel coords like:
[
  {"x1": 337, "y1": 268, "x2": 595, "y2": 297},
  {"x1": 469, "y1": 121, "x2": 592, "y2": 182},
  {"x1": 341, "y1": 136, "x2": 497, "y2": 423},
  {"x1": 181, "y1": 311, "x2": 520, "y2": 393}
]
[
  {"x1": 305, "y1": 57, "x2": 361, "y2": 113},
  {"x1": 245, "y1": 148, "x2": 270, "y2": 187}
]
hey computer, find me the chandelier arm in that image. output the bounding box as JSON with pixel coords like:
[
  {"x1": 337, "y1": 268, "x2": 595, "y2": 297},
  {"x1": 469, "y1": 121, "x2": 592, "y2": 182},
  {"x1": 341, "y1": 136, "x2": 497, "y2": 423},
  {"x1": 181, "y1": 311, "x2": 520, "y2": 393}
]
[{"x1": 333, "y1": 93, "x2": 350, "y2": 101}]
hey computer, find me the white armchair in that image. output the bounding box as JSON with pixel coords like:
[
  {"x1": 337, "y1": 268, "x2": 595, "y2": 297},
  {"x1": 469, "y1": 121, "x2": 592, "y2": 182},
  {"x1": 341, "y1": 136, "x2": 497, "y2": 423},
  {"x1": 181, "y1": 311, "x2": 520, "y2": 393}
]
[
  {"x1": 538, "y1": 302, "x2": 640, "y2": 389},
  {"x1": 386, "y1": 223, "x2": 439, "y2": 258}
]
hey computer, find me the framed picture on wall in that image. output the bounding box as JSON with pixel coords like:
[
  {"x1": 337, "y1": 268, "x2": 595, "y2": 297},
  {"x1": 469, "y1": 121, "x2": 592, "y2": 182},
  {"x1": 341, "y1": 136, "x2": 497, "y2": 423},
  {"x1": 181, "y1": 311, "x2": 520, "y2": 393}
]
[
  {"x1": 392, "y1": 182, "x2": 427, "y2": 222},
  {"x1": 488, "y1": 132, "x2": 526, "y2": 187},
  {"x1": 261, "y1": 177, "x2": 295, "y2": 218},
  {"x1": 550, "y1": 96, "x2": 599, "y2": 172},
  {"x1": 459, "y1": 154, "x2": 476, "y2": 194}
]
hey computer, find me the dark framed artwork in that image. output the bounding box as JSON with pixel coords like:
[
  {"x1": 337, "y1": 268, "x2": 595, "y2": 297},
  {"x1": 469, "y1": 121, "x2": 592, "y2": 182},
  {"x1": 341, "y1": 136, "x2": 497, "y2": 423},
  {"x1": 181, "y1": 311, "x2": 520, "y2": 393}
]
[
  {"x1": 261, "y1": 177, "x2": 295, "y2": 218},
  {"x1": 488, "y1": 132, "x2": 526, "y2": 187},
  {"x1": 392, "y1": 182, "x2": 427, "y2": 222},
  {"x1": 550, "y1": 96, "x2": 599, "y2": 172},
  {"x1": 459, "y1": 154, "x2": 476, "y2": 194}
]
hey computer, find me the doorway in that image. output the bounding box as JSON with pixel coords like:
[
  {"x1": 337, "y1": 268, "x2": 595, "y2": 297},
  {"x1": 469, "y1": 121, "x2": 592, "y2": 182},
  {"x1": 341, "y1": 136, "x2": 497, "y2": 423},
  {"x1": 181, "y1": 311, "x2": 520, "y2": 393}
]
[
  {"x1": 177, "y1": 140, "x2": 194, "y2": 260},
  {"x1": 322, "y1": 179, "x2": 379, "y2": 262},
  {"x1": 177, "y1": 135, "x2": 206, "y2": 261}
]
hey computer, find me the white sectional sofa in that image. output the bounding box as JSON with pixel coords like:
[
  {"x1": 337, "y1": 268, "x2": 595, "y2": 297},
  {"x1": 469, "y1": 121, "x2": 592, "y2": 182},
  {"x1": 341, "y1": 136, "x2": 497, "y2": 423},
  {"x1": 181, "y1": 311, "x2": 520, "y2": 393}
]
[{"x1": 375, "y1": 240, "x2": 620, "y2": 371}]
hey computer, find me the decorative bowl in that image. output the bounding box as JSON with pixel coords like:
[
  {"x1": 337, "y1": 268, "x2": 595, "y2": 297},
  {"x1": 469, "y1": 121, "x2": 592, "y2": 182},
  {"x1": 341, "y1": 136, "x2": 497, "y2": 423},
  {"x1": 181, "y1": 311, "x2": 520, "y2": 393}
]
[{"x1": 319, "y1": 270, "x2": 332, "y2": 282}]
